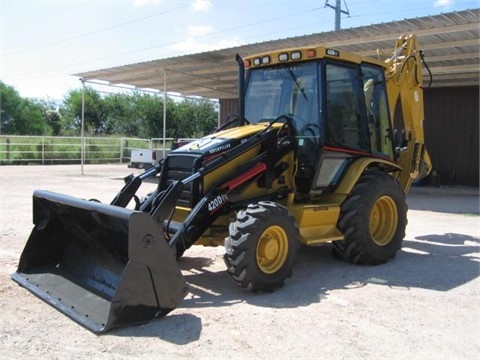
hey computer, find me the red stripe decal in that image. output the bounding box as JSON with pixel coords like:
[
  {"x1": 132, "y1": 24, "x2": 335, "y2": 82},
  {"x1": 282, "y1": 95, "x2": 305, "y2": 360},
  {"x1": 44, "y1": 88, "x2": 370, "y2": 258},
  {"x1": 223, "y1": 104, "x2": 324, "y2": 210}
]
[{"x1": 221, "y1": 162, "x2": 267, "y2": 191}]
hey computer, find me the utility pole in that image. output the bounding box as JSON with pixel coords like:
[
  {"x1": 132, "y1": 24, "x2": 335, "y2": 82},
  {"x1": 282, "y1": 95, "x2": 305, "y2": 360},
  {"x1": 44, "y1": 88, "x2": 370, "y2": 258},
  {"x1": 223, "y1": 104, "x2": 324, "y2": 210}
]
[{"x1": 325, "y1": 0, "x2": 350, "y2": 31}]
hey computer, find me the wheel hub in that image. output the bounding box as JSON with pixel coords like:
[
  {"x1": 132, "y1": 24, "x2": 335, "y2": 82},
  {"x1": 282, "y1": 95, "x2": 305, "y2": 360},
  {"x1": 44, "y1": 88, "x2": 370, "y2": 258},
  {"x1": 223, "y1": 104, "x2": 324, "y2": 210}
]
[
  {"x1": 370, "y1": 195, "x2": 398, "y2": 246},
  {"x1": 256, "y1": 225, "x2": 288, "y2": 274}
]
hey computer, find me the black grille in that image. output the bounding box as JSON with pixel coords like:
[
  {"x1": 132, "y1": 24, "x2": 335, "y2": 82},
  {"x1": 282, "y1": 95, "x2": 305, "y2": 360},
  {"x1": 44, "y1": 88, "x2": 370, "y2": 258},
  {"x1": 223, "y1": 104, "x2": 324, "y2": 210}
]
[{"x1": 164, "y1": 154, "x2": 201, "y2": 207}]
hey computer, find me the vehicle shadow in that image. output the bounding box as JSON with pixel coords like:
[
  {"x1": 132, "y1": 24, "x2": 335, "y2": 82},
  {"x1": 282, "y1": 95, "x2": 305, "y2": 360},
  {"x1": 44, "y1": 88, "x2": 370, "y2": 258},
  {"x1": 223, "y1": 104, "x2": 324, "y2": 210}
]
[
  {"x1": 114, "y1": 231, "x2": 479, "y2": 340},
  {"x1": 180, "y1": 232, "x2": 479, "y2": 306},
  {"x1": 114, "y1": 312, "x2": 203, "y2": 344}
]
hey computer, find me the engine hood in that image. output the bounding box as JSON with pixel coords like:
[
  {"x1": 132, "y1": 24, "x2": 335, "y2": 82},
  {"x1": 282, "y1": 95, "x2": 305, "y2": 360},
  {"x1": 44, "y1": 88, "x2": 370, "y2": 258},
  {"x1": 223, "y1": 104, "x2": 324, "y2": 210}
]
[{"x1": 170, "y1": 123, "x2": 269, "y2": 157}]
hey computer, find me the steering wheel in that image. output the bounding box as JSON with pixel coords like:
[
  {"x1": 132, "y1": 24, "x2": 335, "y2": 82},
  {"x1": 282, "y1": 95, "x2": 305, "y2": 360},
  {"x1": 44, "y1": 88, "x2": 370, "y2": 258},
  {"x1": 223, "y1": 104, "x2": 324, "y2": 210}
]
[
  {"x1": 301, "y1": 123, "x2": 320, "y2": 138},
  {"x1": 271, "y1": 114, "x2": 299, "y2": 139}
]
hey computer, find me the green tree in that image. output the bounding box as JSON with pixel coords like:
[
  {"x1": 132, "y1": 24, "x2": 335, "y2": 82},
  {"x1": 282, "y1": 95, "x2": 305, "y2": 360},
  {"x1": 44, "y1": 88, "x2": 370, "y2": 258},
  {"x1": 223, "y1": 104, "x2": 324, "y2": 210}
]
[
  {"x1": 134, "y1": 93, "x2": 175, "y2": 139},
  {"x1": 172, "y1": 99, "x2": 217, "y2": 139},
  {"x1": 0, "y1": 81, "x2": 53, "y2": 135},
  {"x1": 192, "y1": 99, "x2": 218, "y2": 136},
  {"x1": 103, "y1": 93, "x2": 139, "y2": 136},
  {"x1": 59, "y1": 87, "x2": 106, "y2": 135},
  {"x1": 35, "y1": 97, "x2": 62, "y2": 136},
  {"x1": 171, "y1": 99, "x2": 196, "y2": 138},
  {"x1": 52, "y1": 86, "x2": 218, "y2": 138}
]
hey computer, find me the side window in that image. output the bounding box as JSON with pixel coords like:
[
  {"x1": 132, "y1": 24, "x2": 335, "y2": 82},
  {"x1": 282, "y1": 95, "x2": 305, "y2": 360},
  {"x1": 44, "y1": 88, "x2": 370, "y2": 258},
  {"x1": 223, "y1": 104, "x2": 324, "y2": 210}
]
[
  {"x1": 361, "y1": 64, "x2": 394, "y2": 158},
  {"x1": 325, "y1": 64, "x2": 369, "y2": 151}
]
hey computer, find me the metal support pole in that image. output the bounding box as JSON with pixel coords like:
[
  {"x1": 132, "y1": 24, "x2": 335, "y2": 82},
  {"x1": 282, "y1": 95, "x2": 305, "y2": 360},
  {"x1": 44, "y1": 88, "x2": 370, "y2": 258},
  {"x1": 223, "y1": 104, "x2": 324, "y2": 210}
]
[
  {"x1": 42, "y1": 137, "x2": 45, "y2": 165},
  {"x1": 81, "y1": 78, "x2": 85, "y2": 175},
  {"x1": 162, "y1": 70, "x2": 167, "y2": 158},
  {"x1": 120, "y1": 138, "x2": 124, "y2": 164},
  {"x1": 335, "y1": 0, "x2": 341, "y2": 31}
]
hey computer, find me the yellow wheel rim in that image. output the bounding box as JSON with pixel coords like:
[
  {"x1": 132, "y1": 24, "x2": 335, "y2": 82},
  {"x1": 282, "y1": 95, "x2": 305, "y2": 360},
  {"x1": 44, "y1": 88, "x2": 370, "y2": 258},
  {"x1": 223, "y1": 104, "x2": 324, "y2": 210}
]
[
  {"x1": 370, "y1": 196, "x2": 398, "y2": 246},
  {"x1": 256, "y1": 225, "x2": 288, "y2": 274}
]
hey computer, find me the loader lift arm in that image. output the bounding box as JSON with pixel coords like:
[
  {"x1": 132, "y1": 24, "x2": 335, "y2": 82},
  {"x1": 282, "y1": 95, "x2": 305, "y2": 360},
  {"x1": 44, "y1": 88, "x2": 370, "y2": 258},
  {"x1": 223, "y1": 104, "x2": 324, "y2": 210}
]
[{"x1": 110, "y1": 164, "x2": 163, "y2": 208}]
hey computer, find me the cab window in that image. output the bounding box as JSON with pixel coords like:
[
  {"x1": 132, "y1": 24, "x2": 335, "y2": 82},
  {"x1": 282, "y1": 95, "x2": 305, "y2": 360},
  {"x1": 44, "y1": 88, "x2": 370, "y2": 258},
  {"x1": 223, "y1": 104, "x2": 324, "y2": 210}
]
[
  {"x1": 325, "y1": 63, "x2": 370, "y2": 152},
  {"x1": 361, "y1": 64, "x2": 394, "y2": 158}
]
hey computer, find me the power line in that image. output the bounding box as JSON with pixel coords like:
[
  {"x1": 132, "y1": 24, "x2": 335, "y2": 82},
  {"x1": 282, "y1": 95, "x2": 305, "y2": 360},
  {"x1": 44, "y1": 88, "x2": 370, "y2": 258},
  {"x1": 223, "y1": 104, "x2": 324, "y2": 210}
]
[
  {"x1": 3, "y1": 3, "x2": 190, "y2": 56},
  {"x1": 5, "y1": 2, "x2": 89, "y2": 31},
  {"x1": 6, "y1": 6, "x2": 324, "y2": 80}
]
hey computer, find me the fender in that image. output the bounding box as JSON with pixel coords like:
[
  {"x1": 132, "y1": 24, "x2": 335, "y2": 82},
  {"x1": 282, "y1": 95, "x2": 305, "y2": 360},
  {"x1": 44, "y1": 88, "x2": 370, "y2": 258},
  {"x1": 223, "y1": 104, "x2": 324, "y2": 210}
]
[{"x1": 334, "y1": 158, "x2": 403, "y2": 195}]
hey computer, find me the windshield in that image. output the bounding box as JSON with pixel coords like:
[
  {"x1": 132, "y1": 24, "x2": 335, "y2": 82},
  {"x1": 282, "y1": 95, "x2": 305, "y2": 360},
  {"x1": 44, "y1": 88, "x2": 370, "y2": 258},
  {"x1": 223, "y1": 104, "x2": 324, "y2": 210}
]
[{"x1": 244, "y1": 61, "x2": 319, "y2": 135}]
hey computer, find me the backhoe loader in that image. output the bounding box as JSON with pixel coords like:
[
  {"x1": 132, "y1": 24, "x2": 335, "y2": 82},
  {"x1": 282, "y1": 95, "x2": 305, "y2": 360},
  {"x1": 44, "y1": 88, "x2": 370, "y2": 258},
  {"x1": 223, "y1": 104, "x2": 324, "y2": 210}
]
[{"x1": 12, "y1": 34, "x2": 431, "y2": 333}]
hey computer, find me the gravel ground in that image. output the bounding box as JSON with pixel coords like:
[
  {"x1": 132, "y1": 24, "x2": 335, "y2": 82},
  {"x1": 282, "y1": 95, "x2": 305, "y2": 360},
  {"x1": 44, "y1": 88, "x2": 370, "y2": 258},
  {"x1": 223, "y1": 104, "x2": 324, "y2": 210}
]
[{"x1": 0, "y1": 164, "x2": 479, "y2": 360}]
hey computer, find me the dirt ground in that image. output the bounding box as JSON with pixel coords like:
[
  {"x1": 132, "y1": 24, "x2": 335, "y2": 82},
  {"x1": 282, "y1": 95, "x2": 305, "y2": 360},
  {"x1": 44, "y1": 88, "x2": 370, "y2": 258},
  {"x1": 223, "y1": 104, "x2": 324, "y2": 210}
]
[{"x1": 0, "y1": 164, "x2": 479, "y2": 359}]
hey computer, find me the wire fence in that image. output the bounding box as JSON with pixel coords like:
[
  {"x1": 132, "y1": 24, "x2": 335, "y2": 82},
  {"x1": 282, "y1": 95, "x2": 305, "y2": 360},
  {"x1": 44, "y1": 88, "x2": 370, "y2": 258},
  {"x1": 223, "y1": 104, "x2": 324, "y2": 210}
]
[{"x1": 0, "y1": 135, "x2": 175, "y2": 165}]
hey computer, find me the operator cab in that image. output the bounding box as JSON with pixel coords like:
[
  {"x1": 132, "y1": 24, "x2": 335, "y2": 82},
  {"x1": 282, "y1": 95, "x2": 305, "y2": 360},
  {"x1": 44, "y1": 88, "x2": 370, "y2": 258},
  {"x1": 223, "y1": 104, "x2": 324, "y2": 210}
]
[{"x1": 244, "y1": 55, "x2": 395, "y2": 195}]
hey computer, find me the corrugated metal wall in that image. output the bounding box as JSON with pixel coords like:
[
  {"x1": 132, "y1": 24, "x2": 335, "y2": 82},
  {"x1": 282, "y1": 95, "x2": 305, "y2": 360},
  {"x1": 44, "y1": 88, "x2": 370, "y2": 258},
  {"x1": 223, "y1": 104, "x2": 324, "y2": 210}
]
[
  {"x1": 220, "y1": 86, "x2": 479, "y2": 187},
  {"x1": 424, "y1": 86, "x2": 479, "y2": 187},
  {"x1": 219, "y1": 98, "x2": 238, "y2": 123}
]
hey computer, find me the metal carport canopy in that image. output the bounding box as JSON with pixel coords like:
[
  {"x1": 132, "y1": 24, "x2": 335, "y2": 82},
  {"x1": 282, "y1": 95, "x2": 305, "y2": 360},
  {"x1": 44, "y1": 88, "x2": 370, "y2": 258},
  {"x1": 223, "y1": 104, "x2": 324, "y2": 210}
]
[{"x1": 74, "y1": 9, "x2": 479, "y2": 100}]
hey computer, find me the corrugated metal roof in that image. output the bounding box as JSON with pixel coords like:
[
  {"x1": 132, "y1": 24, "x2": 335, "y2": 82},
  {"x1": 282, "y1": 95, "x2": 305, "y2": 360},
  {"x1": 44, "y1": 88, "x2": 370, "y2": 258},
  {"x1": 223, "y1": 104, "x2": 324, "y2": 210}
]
[{"x1": 74, "y1": 9, "x2": 479, "y2": 99}]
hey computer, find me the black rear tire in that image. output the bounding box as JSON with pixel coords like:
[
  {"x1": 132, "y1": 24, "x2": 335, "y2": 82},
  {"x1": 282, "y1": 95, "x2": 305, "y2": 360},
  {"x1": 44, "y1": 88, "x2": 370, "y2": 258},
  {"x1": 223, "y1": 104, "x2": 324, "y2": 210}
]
[
  {"x1": 224, "y1": 201, "x2": 300, "y2": 292},
  {"x1": 333, "y1": 168, "x2": 407, "y2": 265}
]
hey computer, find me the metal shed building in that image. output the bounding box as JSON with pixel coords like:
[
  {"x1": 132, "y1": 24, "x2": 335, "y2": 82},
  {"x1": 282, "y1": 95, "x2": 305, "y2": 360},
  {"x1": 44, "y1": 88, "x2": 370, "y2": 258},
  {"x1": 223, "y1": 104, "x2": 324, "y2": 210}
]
[{"x1": 75, "y1": 9, "x2": 479, "y2": 186}]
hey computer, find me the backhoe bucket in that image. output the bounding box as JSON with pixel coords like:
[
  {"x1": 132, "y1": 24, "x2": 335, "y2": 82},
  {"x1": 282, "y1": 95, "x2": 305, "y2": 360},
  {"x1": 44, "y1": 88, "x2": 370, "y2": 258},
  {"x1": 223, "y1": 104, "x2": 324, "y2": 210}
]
[{"x1": 11, "y1": 190, "x2": 188, "y2": 333}]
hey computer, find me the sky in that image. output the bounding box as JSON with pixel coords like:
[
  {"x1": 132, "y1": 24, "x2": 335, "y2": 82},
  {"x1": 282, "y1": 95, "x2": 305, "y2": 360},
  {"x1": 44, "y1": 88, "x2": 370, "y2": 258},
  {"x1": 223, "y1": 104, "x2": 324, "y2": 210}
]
[{"x1": 1, "y1": 0, "x2": 478, "y2": 101}]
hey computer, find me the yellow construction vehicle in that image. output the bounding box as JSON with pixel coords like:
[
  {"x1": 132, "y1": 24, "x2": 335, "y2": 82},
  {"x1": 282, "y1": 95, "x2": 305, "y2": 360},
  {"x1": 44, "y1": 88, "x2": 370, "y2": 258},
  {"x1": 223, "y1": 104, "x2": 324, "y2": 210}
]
[{"x1": 12, "y1": 34, "x2": 431, "y2": 333}]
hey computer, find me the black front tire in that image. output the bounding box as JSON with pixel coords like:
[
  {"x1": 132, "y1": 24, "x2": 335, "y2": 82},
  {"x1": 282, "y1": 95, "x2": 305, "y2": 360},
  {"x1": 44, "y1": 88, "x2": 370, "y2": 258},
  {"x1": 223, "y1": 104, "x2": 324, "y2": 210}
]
[
  {"x1": 224, "y1": 201, "x2": 300, "y2": 292},
  {"x1": 333, "y1": 168, "x2": 407, "y2": 265}
]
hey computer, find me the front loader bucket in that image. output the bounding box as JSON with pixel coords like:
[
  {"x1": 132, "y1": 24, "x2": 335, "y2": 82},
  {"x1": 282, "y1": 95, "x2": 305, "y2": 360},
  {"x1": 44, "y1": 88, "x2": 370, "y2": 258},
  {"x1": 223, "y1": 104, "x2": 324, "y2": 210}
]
[{"x1": 11, "y1": 190, "x2": 188, "y2": 333}]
